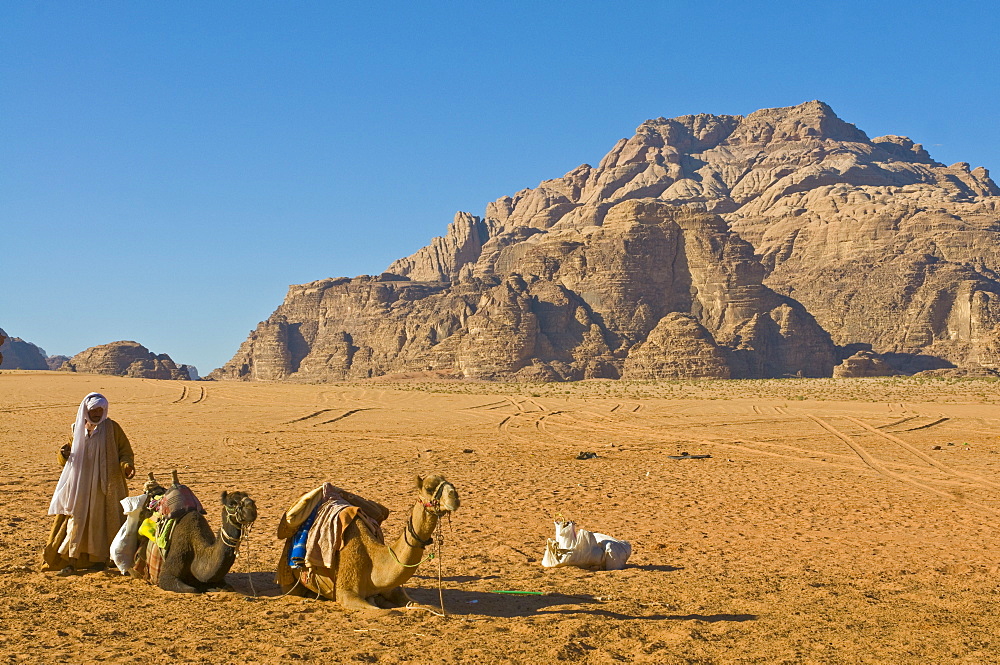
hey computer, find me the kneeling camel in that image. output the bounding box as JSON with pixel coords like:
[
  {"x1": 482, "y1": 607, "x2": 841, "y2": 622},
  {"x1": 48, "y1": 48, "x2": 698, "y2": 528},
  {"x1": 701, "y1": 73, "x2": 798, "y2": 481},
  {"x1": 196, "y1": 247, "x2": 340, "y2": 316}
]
[
  {"x1": 276, "y1": 475, "x2": 459, "y2": 611},
  {"x1": 145, "y1": 471, "x2": 258, "y2": 593}
]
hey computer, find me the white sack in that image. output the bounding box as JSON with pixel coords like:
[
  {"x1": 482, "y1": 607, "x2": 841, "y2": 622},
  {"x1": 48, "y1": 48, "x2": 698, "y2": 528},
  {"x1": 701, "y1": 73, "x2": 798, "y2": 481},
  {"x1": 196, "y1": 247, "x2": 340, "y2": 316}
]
[
  {"x1": 110, "y1": 494, "x2": 147, "y2": 575},
  {"x1": 541, "y1": 520, "x2": 631, "y2": 570},
  {"x1": 593, "y1": 531, "x2": 633, "y2": 571}
]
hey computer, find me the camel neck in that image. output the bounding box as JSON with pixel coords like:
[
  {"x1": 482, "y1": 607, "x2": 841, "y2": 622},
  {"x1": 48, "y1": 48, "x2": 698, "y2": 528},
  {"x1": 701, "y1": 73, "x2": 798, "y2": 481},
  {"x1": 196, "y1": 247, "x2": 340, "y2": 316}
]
[{"x1": 219, "y1": 513, "x2": 244, "y2": 551}]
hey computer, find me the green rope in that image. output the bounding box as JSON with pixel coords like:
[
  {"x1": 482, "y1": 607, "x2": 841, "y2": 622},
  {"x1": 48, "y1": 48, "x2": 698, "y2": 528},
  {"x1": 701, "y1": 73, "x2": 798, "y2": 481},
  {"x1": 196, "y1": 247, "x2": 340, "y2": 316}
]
[{"x1": 388, "y1": 545, "x2": 435, "y2": 568}]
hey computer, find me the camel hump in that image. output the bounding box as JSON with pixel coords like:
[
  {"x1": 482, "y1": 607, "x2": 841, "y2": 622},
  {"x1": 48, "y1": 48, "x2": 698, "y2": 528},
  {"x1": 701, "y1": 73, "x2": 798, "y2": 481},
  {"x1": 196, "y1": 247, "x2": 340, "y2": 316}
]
[{"x1": 159, "y1": 482, "x2": 206, "y2": 520}]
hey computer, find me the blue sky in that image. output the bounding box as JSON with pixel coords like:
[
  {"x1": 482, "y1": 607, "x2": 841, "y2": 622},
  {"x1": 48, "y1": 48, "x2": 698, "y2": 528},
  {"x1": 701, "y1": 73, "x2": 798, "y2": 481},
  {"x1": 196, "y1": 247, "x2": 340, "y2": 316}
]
[{"x1": 2, "y1": 1, "x2": 997, "y2": 374}]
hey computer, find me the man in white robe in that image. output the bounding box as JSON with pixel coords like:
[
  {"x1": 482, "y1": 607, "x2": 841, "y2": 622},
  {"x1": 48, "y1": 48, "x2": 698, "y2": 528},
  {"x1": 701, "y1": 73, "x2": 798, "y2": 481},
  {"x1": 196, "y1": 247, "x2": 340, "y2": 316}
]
[{"x1": 43, "y1": 393, "x2": 136, "y2": 575}]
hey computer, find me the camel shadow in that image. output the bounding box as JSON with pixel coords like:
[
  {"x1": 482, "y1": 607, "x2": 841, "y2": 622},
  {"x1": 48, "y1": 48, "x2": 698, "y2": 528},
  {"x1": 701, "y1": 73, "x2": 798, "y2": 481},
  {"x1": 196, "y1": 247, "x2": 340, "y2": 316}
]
[
  {"x1": 411, "y1": 573, "x2": 501, "y2": 583},
  {"x1": 225, "y1": 571, "x2": 285, "y2": 597},
  {"x1": 405, "y1": 587, "x2": 756, "y2": 622},
  {"x1": 630, "y1": 564, "x2": 684, "y2": 572}
]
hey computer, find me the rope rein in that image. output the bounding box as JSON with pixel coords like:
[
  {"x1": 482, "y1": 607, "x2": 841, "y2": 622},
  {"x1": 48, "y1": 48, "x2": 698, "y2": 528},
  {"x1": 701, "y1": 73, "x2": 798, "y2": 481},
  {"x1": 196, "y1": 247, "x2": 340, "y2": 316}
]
[
  {"x1": 387, "y1": 543, "x2": 436, "y2": 568},
  {"x1": 264, "y1": 482, "x2": 454, "y2": 611},
  {"x1": 221, "y1": 502, "x2": 258, "y2": 598},
  {"x1": 396, "y1": 483, "x2": 450, "y2": 616},
  {"x1": 435, "y1": 515, "x2": 446, "y2": 616}
]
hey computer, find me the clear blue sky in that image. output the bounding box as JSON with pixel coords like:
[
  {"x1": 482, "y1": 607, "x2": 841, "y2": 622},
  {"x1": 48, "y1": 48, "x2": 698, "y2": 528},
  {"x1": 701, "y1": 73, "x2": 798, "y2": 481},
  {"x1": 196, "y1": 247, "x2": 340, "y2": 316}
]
[{"x1": 2, "y1": 1, "x2": 997, "y2": 375}]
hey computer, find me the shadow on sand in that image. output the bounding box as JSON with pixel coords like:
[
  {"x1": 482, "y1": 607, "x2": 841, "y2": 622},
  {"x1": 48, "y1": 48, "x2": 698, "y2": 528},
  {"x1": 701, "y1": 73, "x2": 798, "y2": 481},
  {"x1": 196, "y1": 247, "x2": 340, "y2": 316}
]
[
  {"x1": 407, "y1": 587, "x2": 757, "y2": 621},
  {"x1": 225, "y1": 570, "x2": 755, "y2": 624}
]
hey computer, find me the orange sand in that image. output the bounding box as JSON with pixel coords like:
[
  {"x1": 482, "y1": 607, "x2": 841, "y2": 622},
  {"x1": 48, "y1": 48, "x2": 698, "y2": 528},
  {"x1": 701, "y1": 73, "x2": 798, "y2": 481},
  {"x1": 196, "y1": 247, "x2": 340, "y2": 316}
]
[{"x1": 1, "y1": 371, "x2": 998, "y2": 663}]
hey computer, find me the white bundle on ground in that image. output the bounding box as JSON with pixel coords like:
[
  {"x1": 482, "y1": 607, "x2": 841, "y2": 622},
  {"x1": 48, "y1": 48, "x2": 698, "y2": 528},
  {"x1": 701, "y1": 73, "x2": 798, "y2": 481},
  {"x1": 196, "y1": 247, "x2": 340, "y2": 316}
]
[
  {"x1": 110, "y1": 494, "x2": 147, "y2": 574},
  {"x1": 541, "y1": 520, "x2": 632, "y2": 570}
]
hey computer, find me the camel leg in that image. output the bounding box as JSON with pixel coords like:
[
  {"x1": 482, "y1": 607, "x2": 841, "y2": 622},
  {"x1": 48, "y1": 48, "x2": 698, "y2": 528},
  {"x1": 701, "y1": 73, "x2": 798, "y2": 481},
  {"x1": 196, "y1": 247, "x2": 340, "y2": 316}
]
[
  {"x1": 158, "y1": 572, "x2": 199, "y2": 594},
  {"x1": 337, "y1": 589, "x2": 386, "y2": 612},
  {"x1": 379, "y1": 586, "x2": 413, "y2": 608}
]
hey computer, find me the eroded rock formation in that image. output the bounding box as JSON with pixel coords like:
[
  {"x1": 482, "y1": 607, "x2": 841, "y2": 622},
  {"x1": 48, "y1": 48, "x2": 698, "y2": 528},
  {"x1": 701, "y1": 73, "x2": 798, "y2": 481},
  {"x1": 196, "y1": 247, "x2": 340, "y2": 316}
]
[
  {"x1": 214, "y1": 101, "x2": 999, "y2": 381},
  {"x1": 63, "y1": 341, "x2": 191, "y2": 380},
  {"x1": 0, "y1": 329, "x2": 50, "y2": 370},
  {"x1": 213, "y1": 198, "x2": 834, "y2": 381}
]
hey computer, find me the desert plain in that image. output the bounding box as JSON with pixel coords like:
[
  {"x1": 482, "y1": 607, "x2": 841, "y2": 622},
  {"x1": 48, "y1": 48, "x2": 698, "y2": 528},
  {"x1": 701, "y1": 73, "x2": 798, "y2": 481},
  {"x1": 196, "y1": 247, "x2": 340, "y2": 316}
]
[{"x1": 1, "y1": 371, "x2": 999, "y2": 664}]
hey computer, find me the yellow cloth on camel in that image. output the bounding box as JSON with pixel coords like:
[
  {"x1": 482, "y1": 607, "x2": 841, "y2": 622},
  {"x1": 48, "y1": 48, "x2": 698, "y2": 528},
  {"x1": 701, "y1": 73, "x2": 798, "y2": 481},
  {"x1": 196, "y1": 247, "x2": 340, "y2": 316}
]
[{"x1": 138, "y1": 517, "x2": 158, "y2": 543}]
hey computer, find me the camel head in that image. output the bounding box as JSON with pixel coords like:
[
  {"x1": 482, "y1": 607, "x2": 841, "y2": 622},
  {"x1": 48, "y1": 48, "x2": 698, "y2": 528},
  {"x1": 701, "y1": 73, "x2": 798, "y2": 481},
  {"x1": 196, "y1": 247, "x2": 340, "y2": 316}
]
[
  {"x1": 220, "y1": 490, "x2": 258, "y2": 528},
  {"x1": 415, "y1": 474, "x2": 459, "y2": 514}
]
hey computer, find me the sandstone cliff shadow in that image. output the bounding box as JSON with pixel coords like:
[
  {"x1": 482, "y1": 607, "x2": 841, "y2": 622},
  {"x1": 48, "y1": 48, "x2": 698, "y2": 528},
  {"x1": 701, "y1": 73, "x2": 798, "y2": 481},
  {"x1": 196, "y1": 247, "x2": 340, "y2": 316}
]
[
  {"x1": 883, "y1": 352, "x2": 955, "y2": 374},
  {"x1": 286, "y1": 322, "x2": 311, "y2": 373}
]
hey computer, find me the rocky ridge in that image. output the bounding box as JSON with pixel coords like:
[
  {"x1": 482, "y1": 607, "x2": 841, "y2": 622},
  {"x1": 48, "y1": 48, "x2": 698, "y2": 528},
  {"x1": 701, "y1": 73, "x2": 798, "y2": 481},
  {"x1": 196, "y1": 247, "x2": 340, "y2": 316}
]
[
  {"x1": 213, "y1": 101, "x2": 1000, "y2": 381},
  {"x1": 0, "y1": 329, "x2": 50, "y2": 370},
  {"x1": 63, "y1": 341, "x2": 192, "y2": 380},
  {"x1": 46, "y1": 355, "x2": 70, "y2": 371}
]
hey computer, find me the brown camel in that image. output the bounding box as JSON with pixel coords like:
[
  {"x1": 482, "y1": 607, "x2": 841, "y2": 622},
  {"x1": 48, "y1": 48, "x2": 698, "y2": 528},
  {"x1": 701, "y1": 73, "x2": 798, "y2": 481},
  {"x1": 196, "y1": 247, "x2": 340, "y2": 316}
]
[
  {"x1": 276, "y1": 475, "x2": 459, "y2": 611},
  {"x1": 144, "y1": 471, "x2": 258, "y2": 593}
]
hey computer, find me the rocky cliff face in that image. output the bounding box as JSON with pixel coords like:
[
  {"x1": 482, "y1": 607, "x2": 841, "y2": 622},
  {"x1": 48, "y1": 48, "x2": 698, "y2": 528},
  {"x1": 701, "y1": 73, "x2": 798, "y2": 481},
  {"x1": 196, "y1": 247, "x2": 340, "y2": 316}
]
[
  {"x1": 63, "y1": 341, "x2": 192, "y2": 380},
  {"x1": 214, "y1": 101, "x2": 1000, "y2": 381},
  {"x1": 213, "y1": 198, "x2": 834, "y2": 381},
  {"x1": 0, "y1": 329, "x2": 50, "y2": 370}
]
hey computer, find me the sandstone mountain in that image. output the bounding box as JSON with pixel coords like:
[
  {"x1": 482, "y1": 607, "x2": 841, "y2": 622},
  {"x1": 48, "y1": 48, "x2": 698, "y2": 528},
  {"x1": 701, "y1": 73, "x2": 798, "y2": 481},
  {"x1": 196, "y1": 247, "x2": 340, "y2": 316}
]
[
  {"x1": 62, "y1": 341, "x2": 192, "y2": 380},
  {"x1": 0, "y1": 329, "x2": 50, "y2": 370},
  {"x1": 213, "y1": 101, "x2": 1000, "y2": 382}
]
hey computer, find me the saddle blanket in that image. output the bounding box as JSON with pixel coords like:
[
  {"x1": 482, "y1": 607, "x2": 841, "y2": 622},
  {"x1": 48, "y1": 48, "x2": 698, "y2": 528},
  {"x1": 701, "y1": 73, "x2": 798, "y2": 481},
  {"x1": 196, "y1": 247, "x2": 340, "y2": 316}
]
[
  {"x1": 156, "y1": 484, "x2": 205, "y2": 520},
  {"x1": 304, "y1": 498, "x2": 384, "y2": 569}
]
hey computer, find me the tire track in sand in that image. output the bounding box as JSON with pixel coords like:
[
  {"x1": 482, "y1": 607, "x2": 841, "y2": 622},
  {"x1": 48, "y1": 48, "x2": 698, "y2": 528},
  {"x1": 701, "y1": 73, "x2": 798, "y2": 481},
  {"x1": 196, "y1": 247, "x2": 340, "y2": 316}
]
[
  {"x1": 543, "y1": 408, "x2": 979, "y2": 479},
  {"x1": 282, "y1": 409, "x2": 338, "y2": 425},
  {"x1": 846, "y1": 416, "x2": 1000, "y2": 492},
  {"x1": 316, "y1": 408, "x2": 372, "y2": 425},
  {"x1": 806, "y1": 415, "x2": 1000, "y2": 518}
]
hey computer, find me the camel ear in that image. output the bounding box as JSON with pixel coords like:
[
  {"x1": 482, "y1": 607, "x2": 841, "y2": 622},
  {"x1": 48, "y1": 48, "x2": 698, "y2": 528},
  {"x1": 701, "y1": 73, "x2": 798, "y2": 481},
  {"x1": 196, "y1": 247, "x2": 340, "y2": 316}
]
[
  {"x1": 221, "y1": 491, "x2": 229, "y2": 505},
  {"x1": 414, "y1": 475, "x2": 424, "y2": 491}
]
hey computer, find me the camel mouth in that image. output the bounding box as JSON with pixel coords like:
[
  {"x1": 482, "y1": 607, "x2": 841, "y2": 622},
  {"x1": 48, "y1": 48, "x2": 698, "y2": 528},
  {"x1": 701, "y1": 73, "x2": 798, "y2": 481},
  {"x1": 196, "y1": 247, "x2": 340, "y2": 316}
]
[
  {"x1": 437, "y1": 483, "x2": 460, "y2": 513},
  {"x1": 239, "y1": 500, "x2": 258, "y2": 524},
  {"x1": 417, "y1": 475, "x2": 459, "y2": 513}
]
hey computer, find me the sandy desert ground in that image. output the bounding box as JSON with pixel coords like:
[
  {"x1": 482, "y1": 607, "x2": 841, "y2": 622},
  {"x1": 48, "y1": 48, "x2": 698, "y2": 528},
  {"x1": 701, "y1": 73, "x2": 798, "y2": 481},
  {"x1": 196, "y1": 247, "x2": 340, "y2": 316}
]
[{"x1": 1, "y1": 371, "x2": 999, "y2": 664}]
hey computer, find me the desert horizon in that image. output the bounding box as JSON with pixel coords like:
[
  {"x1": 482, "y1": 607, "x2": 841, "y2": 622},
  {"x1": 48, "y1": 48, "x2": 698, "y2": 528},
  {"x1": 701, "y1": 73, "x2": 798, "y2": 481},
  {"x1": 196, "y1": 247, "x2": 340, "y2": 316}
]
[{"x1": 2, "y1": 371, "x2": 998, "y2": 663}]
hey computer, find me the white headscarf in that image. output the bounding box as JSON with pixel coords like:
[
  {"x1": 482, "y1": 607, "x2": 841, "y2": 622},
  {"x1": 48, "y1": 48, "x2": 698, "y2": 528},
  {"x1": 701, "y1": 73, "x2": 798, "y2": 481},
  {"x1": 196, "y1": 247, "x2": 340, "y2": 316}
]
[{"x1": 48, "y1": 392, "x2": 110, "y2": 518}]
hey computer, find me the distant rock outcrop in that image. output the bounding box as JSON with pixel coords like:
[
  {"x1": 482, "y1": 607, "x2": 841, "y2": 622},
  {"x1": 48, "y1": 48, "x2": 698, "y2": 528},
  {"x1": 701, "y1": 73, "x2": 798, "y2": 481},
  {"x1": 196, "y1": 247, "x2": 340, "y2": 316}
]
[
  {"x1": 833, "y1": 350, "x2": 898, "y2": 378},
  {"x1": 62, "y1": 341, "x2": 191, "y2": 380},
  {"x1": 46, "y1": 355, "x2": 70, "y2": 371},
  {"x1": 214, "y1": 101, "x2": 1000, "y2": 381},
  {"x1": 0, "y1": 329, "x2": 50, "y2": 370}
]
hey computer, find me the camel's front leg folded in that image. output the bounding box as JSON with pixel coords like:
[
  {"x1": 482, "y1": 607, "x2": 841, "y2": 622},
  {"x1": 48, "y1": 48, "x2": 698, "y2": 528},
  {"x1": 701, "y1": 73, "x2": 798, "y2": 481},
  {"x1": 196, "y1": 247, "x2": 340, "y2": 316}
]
[
  {"x1": 158, "y1": 572, "x2": 198, "y2": 594},
  {"x1": 379, "y1": 586, "x2": 413, "y2": 607},
  {"x1": 336, "y1": 589, "x2": 387, "y2": 611}
]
